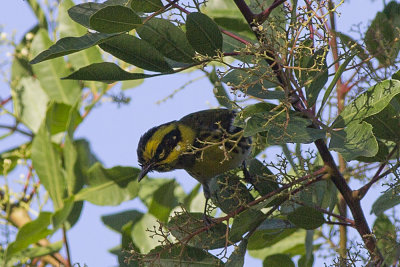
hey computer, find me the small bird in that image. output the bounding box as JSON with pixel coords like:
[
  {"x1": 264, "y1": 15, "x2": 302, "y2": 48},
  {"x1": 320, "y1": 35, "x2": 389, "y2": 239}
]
[{"x1": 137, "y1": 109, "x2": 252, "y2": 217}]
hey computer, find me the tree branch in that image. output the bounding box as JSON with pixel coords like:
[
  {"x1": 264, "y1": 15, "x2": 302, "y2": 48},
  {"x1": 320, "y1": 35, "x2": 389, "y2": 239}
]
[
  {"x1": 355, "y1": 144, "x2": 399, "y2": 199},
  {"x1": 255, "y1": 0, "x2": 287, "y2": 24},
  {"x1": 233, "y1": 0, "x2": 384, "y2": 264}
]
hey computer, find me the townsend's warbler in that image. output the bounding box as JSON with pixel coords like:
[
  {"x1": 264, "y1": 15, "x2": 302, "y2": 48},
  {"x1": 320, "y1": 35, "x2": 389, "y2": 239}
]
[{"x1": 137, "y1": 109, "x2": 252, "y2": 208}]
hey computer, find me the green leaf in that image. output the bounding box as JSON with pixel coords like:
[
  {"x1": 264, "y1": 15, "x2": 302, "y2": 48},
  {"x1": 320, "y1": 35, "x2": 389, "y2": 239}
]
[
  {"x1": 75, "y1": 163, "x2": 140, "y2": 205},
  {"x1": 209, "y1": 172, "x2": 254, "y2": 214},
  {"x1": 356, "y1": 140, "x2": 390, "y2": 163},
  {"x1": 249, "y1": 230, "x2": 306, "y2": 259},
  {"x1": 330, "y1": 121, "x2": 378, "y2": 161},
  {"x1": 52, "y1": 196, "x2": 75, "y2": 230},
  {"x1": 317, "y1": 51, "x2": 357, "y2": 117},
  {"x1": 143, "y1": 245, "x2": 224, "y2": 266},
  {"x1": 222, "y1": 69, "x2": 283, "y2": 100},
  {"x1": 304, "y1": 49, "x2": 328, "y2": 107},
  {"x1": 45, "y1": 103, "x2": 82, "y2": 135},
  {"x1": 137, "y1": 18, "x2": 195, "y2": 63},
  {"x1": 68, "y1": 2, "x2": 103, "y2": 29},
  {"x1": 10, "y1": 241, "x2": 63, "y2": 261},
  {"x1": 0, "y1": 143, "x2": 31, "y2": 174},
  {"x1": 31, "y1": 123, "x2": 65, "y2": 209},
  {"x1": 102, "y1": 210, "x2": 144, "y2": 233},
  {"x1": 30, "y1": 29, "x2": 81, "y2": 105},
  {"x1": 148, "y1": 180, "x2": 179, "y2": 223},
  {"x1": 248, "y1": 158, "x2": 279, "y2": 197},
  {"x1": 209, "y1": 67, "x2": 233, "y2": 109},
  {"x1": 58, "y1": 0, "x2": 107, "y2": 92},
  {"x1": 243, "y1": 111, "x2": 326, "y2": 143},
  {"x1": 131, "y1": 213, "x2": 162, "y2": 253},
  {"x1": 365, "y1": 6, "x2": 400, "y2": 66},
  {"x1": 248, "y1": 228, "x2": 297, "y2": 250},
  {"x1": 364, "y1": 96, "x2": 400, "y2": 142},
  {"x1": 131, "y1": 0, "x2": 163, "y2": 12},
  {"x1": 287, "y1": 207, "x2": 324, "y2": 230},
  {"x1": 222, "y1": 33, "x2": 249, "y2": 54},
  {"x1": 67, "y1": 1, "x2": 131, "y2": 29},
  {"x1": 30, "y1": 32, "x2": 117, "y2": 64},
  {"x1": 90, "y1": 5, "x2": 142, "y2": 33},
  {"x1": 62, "y1": 62, "x2": 162, "y2": 82},
  {"x1": 330, "y1": 79, "x2": 400, "y2": 161},
  {"x1": 11, "y1": 77, "x2": 48, "y2": 133},
  {"x1": 263, "y1": 254, "x2": 295, "y2": 267},
  {"x1": 6, "y1": 212, "x2": 53, "y2": 259},
  {"x1": 371, "y1": 188, "x2": 400, "y2": 215},
  {"x1": 99, "y1": 34, "x2": 172, "y2": 73},
  {"x1": 298, "y1": 254, "x2": 314, "y2": 267},
  {"x1": 226, "y1": 239, "x2": 248, "y2": 267},
  {"x1": 230, "y1": 209, "x2": 265, "y2": 242},
  {"x1": 373, "y1": 214, "x2": 398, "y2": 265},
  {"x1": 137, "y1": 178, "x2": 172, "y2": 207},
  {"x1": 168, "y1": 212, "x2": 228, "y2": 249},
  {"x1": 63, "y1": 135, "x2": 79, "y2": 196},
  {"x1": 182, "y1": 184, "x2": 201, "y2": 209},
  {"x1": 186, "y1": 12, "x2": 222, "y2": 56}
]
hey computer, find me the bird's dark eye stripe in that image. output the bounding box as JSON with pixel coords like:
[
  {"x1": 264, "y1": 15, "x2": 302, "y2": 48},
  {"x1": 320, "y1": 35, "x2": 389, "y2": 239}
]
[{"x1": 155, "y1": 128, "x2": 182, "y2": 161}]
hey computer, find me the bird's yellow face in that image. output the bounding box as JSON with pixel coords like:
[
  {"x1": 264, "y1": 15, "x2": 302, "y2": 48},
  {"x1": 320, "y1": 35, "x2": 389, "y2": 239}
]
[{"x1": 137, "y1": 122, "x2": 195, "y2": 180}]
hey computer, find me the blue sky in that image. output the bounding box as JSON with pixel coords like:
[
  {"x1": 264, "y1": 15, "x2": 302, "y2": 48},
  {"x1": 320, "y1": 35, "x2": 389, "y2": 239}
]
[{"x1": 0, "y1": 1, "x2": 387, "y2": 266}]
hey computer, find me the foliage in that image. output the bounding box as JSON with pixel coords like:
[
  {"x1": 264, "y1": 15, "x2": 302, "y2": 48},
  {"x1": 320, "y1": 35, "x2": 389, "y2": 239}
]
[{"x1": 1, "y1": 0, "x2": 400, "y2": 266}]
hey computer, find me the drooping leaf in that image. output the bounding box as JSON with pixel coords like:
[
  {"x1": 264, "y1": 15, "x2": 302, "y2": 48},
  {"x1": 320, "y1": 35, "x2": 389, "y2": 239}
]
[
  {"x1": 11, "y1": 77, "x2": 48, "y2": 133},
  {"x1": 74, "y1": 163, "x2": 140, "y2": 205},
  {"x1": 287, "y1": 207, "x2": 325, "y2": 230},
  {"x1": 31, "y1": 123, "x2": 65, "y2": 209},
  {"x1": 186, "y1": 12, "x2": 223, "y2": 56},
  {"x1": 137, "y1": 18, "x2": 195, "y2": 63},
  {"x1": 62, "y1": 62, "x2": 162, "y2": 82},
  {"x1": 99, "y1": 34, "x2": 172, "y2": 72},
  {"x1": 30, "y1": 32, "x2": 117, "y2": 64}
]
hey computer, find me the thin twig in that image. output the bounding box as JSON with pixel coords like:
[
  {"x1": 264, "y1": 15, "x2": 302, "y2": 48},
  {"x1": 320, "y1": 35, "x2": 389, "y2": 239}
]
[{"x1": 355, "y1": 145, "x2": 399, "y2": 199}]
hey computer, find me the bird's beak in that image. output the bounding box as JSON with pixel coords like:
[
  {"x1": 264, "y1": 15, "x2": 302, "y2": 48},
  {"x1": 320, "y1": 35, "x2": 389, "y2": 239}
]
[{"x1": 138, "y1": 163, "x2": 153, "y2": 182}]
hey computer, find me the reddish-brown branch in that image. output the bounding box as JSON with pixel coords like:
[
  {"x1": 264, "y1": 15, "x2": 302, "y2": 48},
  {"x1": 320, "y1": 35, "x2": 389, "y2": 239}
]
[
  {"x1": 255, "y1": 0, "x2": 287, "y2": 24},
  {"x1": 180, "y1": 168, "x2": 327, "y2": 244},
  {"x1": 1, "y1": 96, "x2": 12, "y2": 105},
  {"x1": 233, "y1": 0, "x2": 383, "y2": 263},
  {"x1": 355, "y1": 145, "x2": 399, "y2": 199}
]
